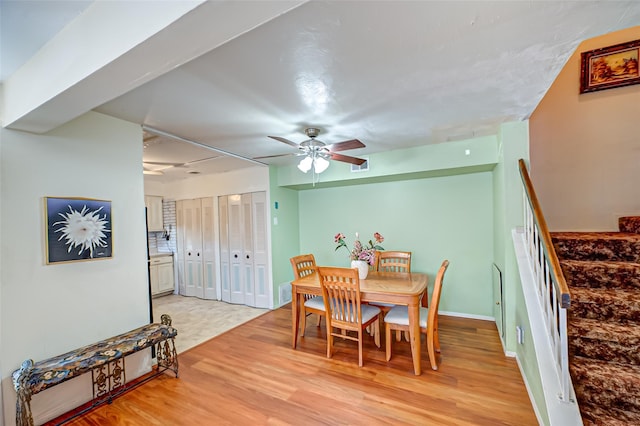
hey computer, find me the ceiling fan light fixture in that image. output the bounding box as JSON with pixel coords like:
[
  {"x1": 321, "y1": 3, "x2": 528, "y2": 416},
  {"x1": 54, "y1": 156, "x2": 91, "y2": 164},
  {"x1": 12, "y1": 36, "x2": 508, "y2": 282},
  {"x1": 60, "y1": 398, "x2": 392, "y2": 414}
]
[
  {"x1": 313, "y1": 156, "x2": 330, "y2": 173},
  {"x1": 297, "y1": 155, "x2": 313, "y2": 173}
]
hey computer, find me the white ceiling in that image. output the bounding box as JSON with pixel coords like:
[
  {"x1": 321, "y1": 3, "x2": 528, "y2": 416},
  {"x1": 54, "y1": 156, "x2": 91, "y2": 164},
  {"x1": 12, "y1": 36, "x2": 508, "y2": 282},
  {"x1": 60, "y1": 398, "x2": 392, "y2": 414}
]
[{"x1": 2, "y1": 1, "x2": 639, "y2": 182}]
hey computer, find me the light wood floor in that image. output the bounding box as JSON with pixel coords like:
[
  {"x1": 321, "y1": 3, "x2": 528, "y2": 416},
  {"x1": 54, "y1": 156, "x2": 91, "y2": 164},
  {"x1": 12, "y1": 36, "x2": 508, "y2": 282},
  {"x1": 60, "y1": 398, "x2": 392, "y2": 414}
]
[{"x1": 60, "y1": 305, "x2": 538, "y2": 425}]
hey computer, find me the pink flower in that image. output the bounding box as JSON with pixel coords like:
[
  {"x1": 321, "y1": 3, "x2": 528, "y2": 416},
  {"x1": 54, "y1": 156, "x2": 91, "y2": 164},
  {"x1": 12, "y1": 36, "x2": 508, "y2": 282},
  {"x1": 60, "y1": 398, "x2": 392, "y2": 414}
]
[{"x1": 334, "y1": 232, "x2": 386, "y2": 265}]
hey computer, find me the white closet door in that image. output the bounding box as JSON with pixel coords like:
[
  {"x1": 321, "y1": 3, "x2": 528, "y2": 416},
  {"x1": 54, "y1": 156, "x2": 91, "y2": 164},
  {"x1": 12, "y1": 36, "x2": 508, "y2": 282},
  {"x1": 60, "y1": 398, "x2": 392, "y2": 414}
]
[
  {"x1": 219, "y1": 195, "x2": 231, "y2": 302},
  {"x1": 184, "y1": 199, "x2": 204, "y2": 297},
  {"x1": 201, "y1": 197, "x2": 217, "y2": 300},
  {"x1": 241, "y1": 193, "x2": 255, "y2": 307},
  {"x1": 228, "y1": 195, "x2": 244, "y2": 304},
  {"x1": 251, "y1": 192, "x2": 270, "y2": 308},
  {"x1": 176, "y1": 200, "x2": 186, "y2": 295}
]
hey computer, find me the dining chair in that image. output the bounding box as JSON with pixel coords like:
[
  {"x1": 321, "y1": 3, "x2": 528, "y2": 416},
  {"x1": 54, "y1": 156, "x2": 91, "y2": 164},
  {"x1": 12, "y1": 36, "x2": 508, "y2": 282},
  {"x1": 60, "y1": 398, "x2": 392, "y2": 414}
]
[
  {"x1": 290, "y1": 254, "x2": 324, "y2": 336},
  {"x1": 375, "y1": 250, "x2": 412, "y2": 273},
  {"x1": 384, "y1": 259, "x2": 449, "y2": 370},
  {"x1": 370, "y1": 251, "x2": 415, "y2": 340},
  {"x1": 317, "y1": 266, "x2": 381, "y2": 367}
]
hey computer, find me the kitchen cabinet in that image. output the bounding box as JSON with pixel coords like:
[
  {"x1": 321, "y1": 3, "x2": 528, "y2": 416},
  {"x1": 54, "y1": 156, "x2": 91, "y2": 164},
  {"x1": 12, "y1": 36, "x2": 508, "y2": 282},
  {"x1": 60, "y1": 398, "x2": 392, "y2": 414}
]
[
  {"x1": 145, "y1": 195, "x2": 164, "y2": 232},
  {"x1": 150, "y1": 254, "x2": 174, "y2": 296}
]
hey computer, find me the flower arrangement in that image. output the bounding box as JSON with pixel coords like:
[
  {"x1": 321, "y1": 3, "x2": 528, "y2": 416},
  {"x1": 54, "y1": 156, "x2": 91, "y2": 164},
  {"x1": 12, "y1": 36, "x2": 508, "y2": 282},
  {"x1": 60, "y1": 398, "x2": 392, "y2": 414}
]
[{"x1": 334, "y1": 231, "x2": 385, "y2": 265}]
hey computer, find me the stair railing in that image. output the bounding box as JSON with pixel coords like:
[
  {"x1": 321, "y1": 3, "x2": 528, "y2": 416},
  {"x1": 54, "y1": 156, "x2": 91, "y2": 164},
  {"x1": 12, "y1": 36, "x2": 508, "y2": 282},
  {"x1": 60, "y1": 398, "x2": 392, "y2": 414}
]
[{"x1": 518, "y1": 159, "x2": 572, "y2": 402}]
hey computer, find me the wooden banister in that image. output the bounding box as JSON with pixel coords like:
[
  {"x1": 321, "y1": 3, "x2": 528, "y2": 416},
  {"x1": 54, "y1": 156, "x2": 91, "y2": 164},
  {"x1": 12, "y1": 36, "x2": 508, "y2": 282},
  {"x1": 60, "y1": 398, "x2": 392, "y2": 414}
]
[{"x1": 518, "y1": 159, "x2": 571, "y2": 308}]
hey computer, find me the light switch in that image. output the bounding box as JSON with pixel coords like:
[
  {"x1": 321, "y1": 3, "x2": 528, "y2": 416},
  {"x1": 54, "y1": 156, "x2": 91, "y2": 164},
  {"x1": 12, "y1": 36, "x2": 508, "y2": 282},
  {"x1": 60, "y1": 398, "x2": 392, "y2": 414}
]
[{"x1": 273, "y1": 217, "x2": 278, "y2": 225}]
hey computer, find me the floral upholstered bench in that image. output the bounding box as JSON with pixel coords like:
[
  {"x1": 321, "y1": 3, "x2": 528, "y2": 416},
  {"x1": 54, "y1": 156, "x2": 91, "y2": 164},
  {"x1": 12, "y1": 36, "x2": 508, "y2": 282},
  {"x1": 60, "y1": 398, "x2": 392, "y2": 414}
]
[{"x1": 12, "y1": 314, "x2": 178, "y2": 426}]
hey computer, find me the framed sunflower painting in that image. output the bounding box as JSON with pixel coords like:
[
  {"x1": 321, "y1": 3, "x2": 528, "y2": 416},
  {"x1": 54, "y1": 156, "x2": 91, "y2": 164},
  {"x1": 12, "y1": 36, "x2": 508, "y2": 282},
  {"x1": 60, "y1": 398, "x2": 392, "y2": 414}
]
[{"x1": 44, "y1": 197, "x2": 113, "y2": 264}]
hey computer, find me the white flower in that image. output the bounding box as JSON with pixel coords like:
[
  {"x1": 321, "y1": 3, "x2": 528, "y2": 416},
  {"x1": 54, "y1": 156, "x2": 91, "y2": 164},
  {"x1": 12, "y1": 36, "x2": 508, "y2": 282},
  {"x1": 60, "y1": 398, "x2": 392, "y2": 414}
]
[{"x1": 53, "y1": 205, "x2": 110, "y2": 258}]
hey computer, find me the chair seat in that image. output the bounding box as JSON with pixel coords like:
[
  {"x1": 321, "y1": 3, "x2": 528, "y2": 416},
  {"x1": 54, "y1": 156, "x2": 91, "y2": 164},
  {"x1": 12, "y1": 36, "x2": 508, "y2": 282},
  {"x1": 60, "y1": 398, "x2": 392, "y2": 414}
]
[
  {"x1": 334, "y1": 303, "x2": 381, "y2": 323},
  {"x1": 304, "y1": 296, "x2": 326, "y2": 311},
  {"x1": 384, "y1": 305, "x2": 429, "y2": 328}
]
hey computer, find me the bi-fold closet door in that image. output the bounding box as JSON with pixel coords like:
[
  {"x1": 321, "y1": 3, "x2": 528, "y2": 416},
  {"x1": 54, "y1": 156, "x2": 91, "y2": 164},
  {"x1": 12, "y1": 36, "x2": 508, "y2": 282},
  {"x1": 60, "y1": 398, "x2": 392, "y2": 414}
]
[
  {"x1": 219, "y1": 192, "x2": 269, "y2": 308},
  {"x1": 176, "y1": 197, "x2": 216, "y2": 300}
]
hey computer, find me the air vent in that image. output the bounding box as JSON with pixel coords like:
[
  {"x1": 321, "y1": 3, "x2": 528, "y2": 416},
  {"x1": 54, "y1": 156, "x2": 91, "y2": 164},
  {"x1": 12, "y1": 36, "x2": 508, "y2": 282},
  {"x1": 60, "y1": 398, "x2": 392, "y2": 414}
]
[{"x1": 351, "y1": 158, "x2": 369, "y2": 172}]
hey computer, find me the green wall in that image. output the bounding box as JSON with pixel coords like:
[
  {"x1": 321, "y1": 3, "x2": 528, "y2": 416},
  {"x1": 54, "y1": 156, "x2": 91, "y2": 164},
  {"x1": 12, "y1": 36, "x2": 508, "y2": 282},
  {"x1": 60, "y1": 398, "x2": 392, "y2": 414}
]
[
  {"x1": 296, "y1": 172, "x2": 495, "y2": 317},
  {"x1": 493, "y1": 121, "x2": 548, "y2": 424},
  {"x1": 269, "y1": 165, "x2": 301, "y2": 306}
]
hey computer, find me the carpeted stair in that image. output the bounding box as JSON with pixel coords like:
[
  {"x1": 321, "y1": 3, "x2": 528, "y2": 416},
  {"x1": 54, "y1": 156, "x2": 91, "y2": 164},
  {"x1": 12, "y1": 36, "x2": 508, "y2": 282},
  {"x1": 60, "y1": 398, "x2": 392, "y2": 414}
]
[{"x1": 552, "y1": 216, "x2": 640, "y2": 426}]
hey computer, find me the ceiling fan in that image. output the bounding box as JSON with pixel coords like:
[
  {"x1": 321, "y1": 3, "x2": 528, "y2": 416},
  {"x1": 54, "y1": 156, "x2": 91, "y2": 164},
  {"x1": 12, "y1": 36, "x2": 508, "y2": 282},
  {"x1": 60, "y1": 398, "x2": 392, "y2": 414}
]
[{"x1": 260, "y1": 127, "x2": 367, "y2": 174}]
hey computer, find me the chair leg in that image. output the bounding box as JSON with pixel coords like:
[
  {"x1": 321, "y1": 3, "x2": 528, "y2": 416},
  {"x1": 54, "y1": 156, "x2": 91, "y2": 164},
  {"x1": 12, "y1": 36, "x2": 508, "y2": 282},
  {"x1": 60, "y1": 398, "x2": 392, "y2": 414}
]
[
  {"x1": 427, "y1": 329, "x2": 438, "y2": 370},
  {"x1": 373, "y1": 319, "x2": 380, "y2": 348},
  {"x1": 404, "y1": 330, "x2": 410, "y2": 342},
  {"x1": 300, "y1": 309, "x2": 307, "y2": 337},
  {"x1": 385, "y1": 323, "x2": 392, "y2": 361},
  {"x1": 395, "y1": 330, "x2": 402, "y2": 341},
  {"x1": 434, "y1": 327, "x2": 441, "y2": 353},
  {"x1": 326, "y1": 324, "x2": 334, "y2": 359},
  {"x1": 317, "y1": 314, "x2": 322, "y2": 327},
  {"x1": 358, "y1": 328, "x2": 364, "y2": 367}
]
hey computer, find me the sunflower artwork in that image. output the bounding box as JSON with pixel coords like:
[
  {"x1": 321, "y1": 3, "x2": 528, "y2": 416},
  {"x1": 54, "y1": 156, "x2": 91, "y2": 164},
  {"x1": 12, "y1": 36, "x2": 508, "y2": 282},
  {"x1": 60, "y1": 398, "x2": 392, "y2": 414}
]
[{"x1": 45, "y1": 197, "x2": 113, "y2": 264}]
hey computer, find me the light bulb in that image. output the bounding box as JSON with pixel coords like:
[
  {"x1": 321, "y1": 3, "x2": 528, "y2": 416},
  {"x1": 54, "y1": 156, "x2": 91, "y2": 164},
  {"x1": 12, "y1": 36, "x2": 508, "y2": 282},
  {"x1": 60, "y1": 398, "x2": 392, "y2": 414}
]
[
  {"x1": 297, "y1": 156, "x2": 313, "y2": 173},
  {"x1": 313, "y1": 156, "x2": 330, "y2": 173}
]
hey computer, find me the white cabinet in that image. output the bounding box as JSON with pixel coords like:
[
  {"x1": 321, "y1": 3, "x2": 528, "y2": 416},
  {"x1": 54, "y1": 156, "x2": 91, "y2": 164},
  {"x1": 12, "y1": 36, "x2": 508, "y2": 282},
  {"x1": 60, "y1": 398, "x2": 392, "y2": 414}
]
[
  {"x1": 145, "y1": 195, "x2": 164, "y2": 232},
  {"x1": 219, "y1": 191, "x2": 269, "y2": 308},
  {"x1": 150, "y1": 254, "x2": 174, "y2": 296},
  {"x1": 176, "y1": 198, "x2": 216, "y2": 300}
]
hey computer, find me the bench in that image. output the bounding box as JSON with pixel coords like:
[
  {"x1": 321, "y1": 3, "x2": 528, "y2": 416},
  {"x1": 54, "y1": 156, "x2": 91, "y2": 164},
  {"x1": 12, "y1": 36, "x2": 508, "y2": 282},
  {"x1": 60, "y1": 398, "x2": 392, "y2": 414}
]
[{"x1": 12, "y1": 314, "x2": 178, "y2": 426}]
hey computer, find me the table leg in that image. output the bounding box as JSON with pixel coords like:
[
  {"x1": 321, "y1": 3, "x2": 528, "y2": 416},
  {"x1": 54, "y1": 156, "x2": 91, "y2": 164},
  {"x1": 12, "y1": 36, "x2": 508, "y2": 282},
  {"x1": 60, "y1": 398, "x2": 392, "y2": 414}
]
[
  {"x1": 408, "y1": 300, "x2": 421, "y2": 375},
  {"x1": 291, "y1": 285, "x2": 300, "y2": 349}
]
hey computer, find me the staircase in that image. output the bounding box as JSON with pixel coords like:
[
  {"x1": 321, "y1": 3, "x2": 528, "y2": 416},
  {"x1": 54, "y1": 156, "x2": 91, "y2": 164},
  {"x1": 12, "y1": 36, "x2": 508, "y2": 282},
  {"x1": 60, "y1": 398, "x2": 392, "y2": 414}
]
[{"x1": 552, "y1": 216, "x2": 640, "y2": 426}]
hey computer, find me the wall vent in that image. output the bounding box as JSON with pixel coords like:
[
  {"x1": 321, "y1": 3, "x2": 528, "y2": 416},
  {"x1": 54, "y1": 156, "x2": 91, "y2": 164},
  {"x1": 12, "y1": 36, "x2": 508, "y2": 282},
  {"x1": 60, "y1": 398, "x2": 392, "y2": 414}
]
[
  {"x1": 279, "y1": 284, "x2": 292, "y2": 305},
  {"x1": 351, "y1": 158, "x2": 369, "y2": 172}
]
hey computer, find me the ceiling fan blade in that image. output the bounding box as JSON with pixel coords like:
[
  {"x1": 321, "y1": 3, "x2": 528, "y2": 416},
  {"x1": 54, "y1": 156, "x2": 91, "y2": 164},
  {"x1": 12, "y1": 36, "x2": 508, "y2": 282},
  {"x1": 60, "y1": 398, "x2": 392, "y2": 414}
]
[
  {"x1": 268, "y1": 136, "x2": 299, "y2": 148},
  {"x1": 328, "y1": 139, "x2": 365, "y2": 152},
  {"x1": 330, "y1": 152, "x2": 367, "y2": 165}
]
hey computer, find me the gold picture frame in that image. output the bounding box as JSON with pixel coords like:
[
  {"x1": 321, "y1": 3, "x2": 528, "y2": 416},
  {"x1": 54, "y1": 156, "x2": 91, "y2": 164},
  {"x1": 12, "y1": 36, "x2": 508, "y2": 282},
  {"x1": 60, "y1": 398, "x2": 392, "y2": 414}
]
[
  {"x1": 580, "y1": 38, "x2": 640, "y2": 93},
  {"x1": 45, "y1": 196, "x2": 113, "y2": 264}
]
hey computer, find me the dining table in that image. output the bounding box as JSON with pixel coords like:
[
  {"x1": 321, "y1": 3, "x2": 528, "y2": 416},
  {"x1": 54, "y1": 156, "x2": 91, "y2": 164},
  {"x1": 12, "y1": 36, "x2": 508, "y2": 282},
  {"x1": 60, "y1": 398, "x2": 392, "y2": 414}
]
[{"x1": 290, "y1": 270, "x2": 429, "y2": 375}]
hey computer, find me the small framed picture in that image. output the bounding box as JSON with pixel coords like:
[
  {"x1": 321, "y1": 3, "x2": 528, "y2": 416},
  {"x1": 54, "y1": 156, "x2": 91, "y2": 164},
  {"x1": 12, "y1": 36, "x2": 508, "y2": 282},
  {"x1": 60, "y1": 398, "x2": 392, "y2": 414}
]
[
  {"x1": 580, "y1": 39, "x2": 640, "y2": 94},
  {"x1": 44, "y1": 197, "x2": 113, "y2": 264}
]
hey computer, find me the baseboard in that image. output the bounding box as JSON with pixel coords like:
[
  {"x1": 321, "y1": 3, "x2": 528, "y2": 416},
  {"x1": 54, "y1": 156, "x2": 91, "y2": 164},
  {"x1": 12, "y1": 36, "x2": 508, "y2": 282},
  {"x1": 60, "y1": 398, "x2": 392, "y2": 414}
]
[
  {"x1": 515, "y1": 352, "x2": 545, "y2": 426},
  {"x1": 439, "y1": 310, "x2": 495, "y2": 322}
]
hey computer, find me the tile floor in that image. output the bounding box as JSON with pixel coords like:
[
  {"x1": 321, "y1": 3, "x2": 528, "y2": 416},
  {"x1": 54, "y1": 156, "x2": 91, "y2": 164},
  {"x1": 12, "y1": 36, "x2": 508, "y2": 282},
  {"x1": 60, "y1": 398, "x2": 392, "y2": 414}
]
[{"x1": 152, "y1": 294, "x2": 269, "y2": 354}]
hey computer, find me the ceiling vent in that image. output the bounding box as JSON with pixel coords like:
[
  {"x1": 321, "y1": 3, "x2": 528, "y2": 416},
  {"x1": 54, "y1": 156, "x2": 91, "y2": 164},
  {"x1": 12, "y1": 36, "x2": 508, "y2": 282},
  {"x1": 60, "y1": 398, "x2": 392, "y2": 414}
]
[{"x1": 351, "y1": 158, "x2": 369, "y2": 172}]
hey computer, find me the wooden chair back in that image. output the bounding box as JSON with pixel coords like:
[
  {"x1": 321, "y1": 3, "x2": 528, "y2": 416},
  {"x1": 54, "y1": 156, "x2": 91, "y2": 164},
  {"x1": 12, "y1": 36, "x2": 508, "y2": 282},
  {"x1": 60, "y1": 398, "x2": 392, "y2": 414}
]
[
  {"x1": 375, "y1": 251, "x2": 412, "y2": 272},
  {"x1": 290, "y1": 254, "x2": 323, "y2": 336},
  {"x1": 425, "y1": 259, "x2": 449, "y2": 368},
  {"x1": 317, "y1": 266, "x2": 381, "y2": 366},
  {"x1": 290, "y1": 254, "x2": 316, "y2": 279},
  {"x1": 317, "y1": 266, "x2": 363, "y2": 333}
]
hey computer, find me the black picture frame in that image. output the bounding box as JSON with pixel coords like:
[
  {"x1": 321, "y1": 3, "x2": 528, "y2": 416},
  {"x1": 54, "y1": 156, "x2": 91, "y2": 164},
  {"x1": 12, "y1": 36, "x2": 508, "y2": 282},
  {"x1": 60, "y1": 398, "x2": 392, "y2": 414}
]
[
  {"x1": 580, "y1": 39, "x2": 640, "y2": 94},
  {"x1": 45, "y1": 197, "x2": 113, "y2": 264}
]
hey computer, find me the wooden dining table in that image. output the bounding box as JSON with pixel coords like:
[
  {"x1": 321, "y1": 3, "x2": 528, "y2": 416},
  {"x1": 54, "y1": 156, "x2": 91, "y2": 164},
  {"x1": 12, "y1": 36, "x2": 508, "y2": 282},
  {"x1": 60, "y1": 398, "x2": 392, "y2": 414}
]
[{"x1": 291, "y1": 270, "x2": 429, "y2": 375}]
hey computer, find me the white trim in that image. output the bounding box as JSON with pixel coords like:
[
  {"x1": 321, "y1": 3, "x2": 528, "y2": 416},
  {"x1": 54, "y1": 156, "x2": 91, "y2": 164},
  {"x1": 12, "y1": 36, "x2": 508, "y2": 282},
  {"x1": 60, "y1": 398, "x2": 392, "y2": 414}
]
[
  {"x1": 513, "y1": 229, "x2": 583, "y2": 426},
  {"x1": 515, "y1": 353, "x2": 545, "y2": 426},
  {"x1": 439, "y1": 311, "x2": 495, "y2": 322}
]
